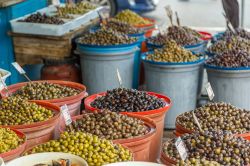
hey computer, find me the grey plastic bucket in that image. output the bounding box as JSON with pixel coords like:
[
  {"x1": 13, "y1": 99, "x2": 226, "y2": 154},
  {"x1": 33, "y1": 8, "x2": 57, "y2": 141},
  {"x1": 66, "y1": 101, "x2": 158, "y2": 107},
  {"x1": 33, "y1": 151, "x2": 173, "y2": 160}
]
[
  {"x1": 206, "y1": 65, "x2": 250, "y2": 110},
  {"x1": 77, "y1": 44, "x2": 138, "y2": 95},
  {"x1": 142, "y1": 54, "x2": 204, "y2": 128}
]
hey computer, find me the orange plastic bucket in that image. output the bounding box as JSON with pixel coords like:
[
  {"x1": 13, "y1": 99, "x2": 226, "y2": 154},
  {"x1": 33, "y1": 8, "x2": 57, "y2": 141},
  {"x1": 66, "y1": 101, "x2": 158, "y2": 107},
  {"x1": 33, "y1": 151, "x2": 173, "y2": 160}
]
[
  {"x1": 134, "y1": 18, "x2": 156, "y2": 53},
  {"x1": 160, "y1": 142, "x2": 177, "y2": 165},
  {"x1": 0, "y1": 101, "x2": 60, "y2": 149},
  {"x1": 0, "y1": 80, "x2": 88, "y2": 116},
  {"x1": 0, "y1": 129, "x2": 27, "y2": 162},
  {"x1": 60, "y1": 113, "x2": 156, "y2": 161},
  {"x1": 84, "y1": 92, "x2": 171, "y2": 162}
]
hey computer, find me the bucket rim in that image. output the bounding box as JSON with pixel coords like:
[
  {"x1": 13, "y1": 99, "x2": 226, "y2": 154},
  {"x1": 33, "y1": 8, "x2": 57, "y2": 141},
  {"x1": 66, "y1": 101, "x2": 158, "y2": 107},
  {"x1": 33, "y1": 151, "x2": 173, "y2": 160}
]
[
  {"x1": 84, "y1": 91, "x2": 172, "y2": 116},
  {"x1": 141, "y1": 52, "x2": 205, "y2": 66},
  {"x1": 0, "y1": 101, "x2": 60, "y2": 129},
  {"x1": 204, "y1": 63, "x2": 250, "y2": 71},
  {"x1": 1, "y1": 80, "x2": 87, "y2": 104},
  {"x1": 145, "y1": 38, "x2": 205, "y2": 49},
  {"x1": 75, "y1": 37, "x2": 141, "y2": 48}
]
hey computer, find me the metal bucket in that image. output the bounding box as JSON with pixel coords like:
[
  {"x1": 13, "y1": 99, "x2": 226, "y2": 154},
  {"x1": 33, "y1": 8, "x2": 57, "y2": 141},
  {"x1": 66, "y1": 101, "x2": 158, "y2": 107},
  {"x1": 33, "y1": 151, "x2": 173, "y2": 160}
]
[
  {"x1": 142, "y1": 54, "x2": 204, "y2": 128},
  {"x1": 206, "y1": 65, "x2": 250, "y2": 110},
  {"x1": 77, "y1": 42, "x2": 138, "y2": 95}
]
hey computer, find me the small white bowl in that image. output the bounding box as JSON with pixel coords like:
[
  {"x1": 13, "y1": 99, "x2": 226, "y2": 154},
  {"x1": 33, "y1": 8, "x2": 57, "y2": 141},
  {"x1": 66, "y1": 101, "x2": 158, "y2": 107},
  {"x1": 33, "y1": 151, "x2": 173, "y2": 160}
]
[
  {"x1": 104, "y1": 161, "x2": 165, "y2": 166},
  {"x1": 6, "y1": 152, "x2": 88, "y2": 166}
]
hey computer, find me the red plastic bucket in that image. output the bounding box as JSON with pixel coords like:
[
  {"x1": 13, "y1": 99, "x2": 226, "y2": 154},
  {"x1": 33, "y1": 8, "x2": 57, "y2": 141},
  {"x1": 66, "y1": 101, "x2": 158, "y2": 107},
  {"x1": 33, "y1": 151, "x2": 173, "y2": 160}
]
[
  {"x1": 0, "y1": 101, "x2": 60, "y2": 149},
  {"x1": 84, "y1": 91, "x2": 171, "y2": 162},
  {"x1": 60, "y1": 113, "x2": 156, "y2": 161},
  {"x1": 198, "y1": 31, "x2": 212, "y2": 41},
  {"x1": 0, "y1": 129, "x2": 27, "y2": 162},
  {"x1": 0, "y1": 80, "x2": 88, "y2": 116}
]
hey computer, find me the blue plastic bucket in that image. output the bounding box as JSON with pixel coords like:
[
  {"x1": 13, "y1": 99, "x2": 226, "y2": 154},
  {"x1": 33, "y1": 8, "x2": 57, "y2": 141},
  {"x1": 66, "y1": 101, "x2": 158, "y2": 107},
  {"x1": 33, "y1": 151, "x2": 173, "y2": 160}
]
[
  {"x1": 76, "y1": 41, "x2": 139, "y2": 94},
  {"x1": 205, "y1": 63, "x2": 250, "y2": 110},
  {"x1": 129, "y1": 33, "x2": 145, "y2": 89},
  {"x1": 86, "y1": 27, "x2": 145, "y2": 89},
  {"x1": 141, "y1": 53, "x2": 204, "y2": 128}
]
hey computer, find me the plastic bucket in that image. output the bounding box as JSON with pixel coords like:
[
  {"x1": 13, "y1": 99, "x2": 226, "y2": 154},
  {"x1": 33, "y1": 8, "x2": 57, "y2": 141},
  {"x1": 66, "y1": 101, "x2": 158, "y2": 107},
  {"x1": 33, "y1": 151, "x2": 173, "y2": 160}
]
[
  {"x1": 6, "y1": 152, "x2": 88, "y2": 166},
  {"x1": 205, "y1": 64, "x2": 250, "y2": 110},
  {"x1": 235, "y1": 133, "x2": 250, "y2": 141},
  {"x1": 129, "y1": 33, "x2": 146, "y2": 89},
  {"x1": 198, "y1": 31, "x2": 212, "y2": 50},
  {"x1": 60, "y1": 113, "x2": 156, "y2": 161},
  {"x1": 176, "y1": 120, "x2": 250, "y2": 140},
  {"x1": 0, "y1": 101, "x2": 60, "y2": 149},
  {"x1": 160, "y1": 143, "x2": 177, "y2": 165},
  {"x1": 0, "y1": 80, "x2": 87, "y2": 116},
  {"x1": 142, "y1": 53, "x2": 204, "y2": 129},
  {"x1": 84, "y1": 92, "x2": 171, "y2": 162},
  {"x1": 134, "y1": 18, "x2": 156, "y2": 38},
  {"x1": 76, "y1": 42, "x2": 139, "y2": 95},
  {"x1": 0, "y1": 129, "x2": 26, "y2": 162}
]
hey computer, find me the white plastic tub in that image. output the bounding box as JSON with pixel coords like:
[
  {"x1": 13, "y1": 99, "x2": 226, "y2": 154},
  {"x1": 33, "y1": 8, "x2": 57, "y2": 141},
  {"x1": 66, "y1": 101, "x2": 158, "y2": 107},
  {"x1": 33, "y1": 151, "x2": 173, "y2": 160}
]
[
  {"x1": 6, "y1": 152, "x2": 88, "y2": 166},
  {"x1": 10, "y1": 5, "x2": 103, "y2": 36}
]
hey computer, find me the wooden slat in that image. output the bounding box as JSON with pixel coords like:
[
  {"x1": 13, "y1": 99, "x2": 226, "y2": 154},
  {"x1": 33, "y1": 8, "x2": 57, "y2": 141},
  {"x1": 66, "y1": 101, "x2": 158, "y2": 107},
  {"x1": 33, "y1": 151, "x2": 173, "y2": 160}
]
[
  {"x1": 13, "y1": 37, "x2": 70, "y2": 48},
  {"x1": 0, "y1": 0, "x2": 24, "y2": 8},
  {"x1": 14, "y1": 46, "x2": 71, "y2": 57}
]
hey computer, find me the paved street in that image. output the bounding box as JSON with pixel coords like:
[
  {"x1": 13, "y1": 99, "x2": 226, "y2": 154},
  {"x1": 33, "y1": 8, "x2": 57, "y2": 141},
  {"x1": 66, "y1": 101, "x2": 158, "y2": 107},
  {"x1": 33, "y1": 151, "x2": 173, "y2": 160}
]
[{"x1": 142, "y1": 0, "x2": 250, "y2": 29}]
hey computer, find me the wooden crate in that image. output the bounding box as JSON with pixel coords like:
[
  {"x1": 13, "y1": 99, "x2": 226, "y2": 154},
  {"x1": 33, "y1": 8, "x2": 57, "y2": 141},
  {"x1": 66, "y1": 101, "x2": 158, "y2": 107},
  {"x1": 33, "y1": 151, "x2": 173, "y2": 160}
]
[{"x1": 10, "y1": 19, "x2": 98, "y2": 65}]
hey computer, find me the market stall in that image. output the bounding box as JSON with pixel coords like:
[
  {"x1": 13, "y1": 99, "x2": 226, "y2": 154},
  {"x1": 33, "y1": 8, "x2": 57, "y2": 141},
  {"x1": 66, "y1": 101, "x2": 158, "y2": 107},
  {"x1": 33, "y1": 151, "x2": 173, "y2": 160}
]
[{"x1": 0, "y1": 1, "x2": 250, "y2": 166}]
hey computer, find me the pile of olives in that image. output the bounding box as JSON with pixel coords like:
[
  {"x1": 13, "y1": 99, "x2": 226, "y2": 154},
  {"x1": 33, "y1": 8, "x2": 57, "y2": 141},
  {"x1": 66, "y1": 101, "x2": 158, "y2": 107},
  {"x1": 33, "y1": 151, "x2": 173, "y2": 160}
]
[
  {"x1": 146, "y1": 40, "x2": 198, "y2": 63},
  {"x1": 167, "y1": 26, "x2": 202, "y2": 46},
  {"x1": 220, "y1": 29, "x2": 250, "y2": 41},
  {"x1": 66, "y1": 110, "x2": 149, "y2": 139},
  {"x1": 0, "y1": 128, "x2": 24, "y2": 153},
  {"x1": 205, "y1": 50, "x2": 250, "y2": 68},
  {"x1": 176, "y1": 158, "x2": 221, "y2": 166},
  {"x1": 208, "y1": 36, "x2": 250, "y2": 54},
  {"x1": 101, "y1": 19, "x2": 142, "y2": 35},
  {"x1": 176, "y1": 102, "x2": 250, "y2": 134},
  {"x1": 13, "y1": 82, "x2": 80, "y2": 100},
  {"x1": 20, "y1": 13, "x2": 64, "y2": 25},
  {"x1": 163, "y1": 130, "x2": 250, "y2": 166},
  {"x1": 114, "y1": 9, "x2": 152, "y2": 26},
  {"x1": 77, "y1": 29, "x2": 137, "y2": 46},
  {"x1": 91, "y1": 88, "x2": 165, "y2": 112},
  {"x1": 182, "y1": 26, "x2": 202, "y2": 38},
  {"x1": 28, "y1": 131, "x2": 132, "y2": 166},
  {"x1": 57, "y1": 2, "x2": 96, "y2": 18},
  {"x1": 147, "y1": 33, "x2": 169, "y2": 46},
  {"x1": 0, "y1": 97, "x2": 54, "y2": 125}
]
